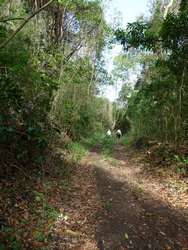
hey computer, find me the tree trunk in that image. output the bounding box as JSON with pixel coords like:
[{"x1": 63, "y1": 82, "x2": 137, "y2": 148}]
[{"x1": 0, "y1": 0, "x2": 55, "y2": 49}]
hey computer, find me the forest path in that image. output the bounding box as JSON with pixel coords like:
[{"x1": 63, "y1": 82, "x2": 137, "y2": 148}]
[{"x1": 84, "y1": 144, "x2": 188, "y2": 250}]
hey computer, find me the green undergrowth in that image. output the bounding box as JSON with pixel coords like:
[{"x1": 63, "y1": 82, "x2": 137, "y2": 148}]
[
  {"x1": 174, "y1": 155, "x2": 188, "y2": 176},
  {"x1": 0, "y1": 141, "x2": 75, "y2": 249},
  {"x1": 101, "y1": 136, "x2": 117, "y2": 155},
  {"x1": 0, "y1": 133, "x2": 118, "y2": 249},
  {"x1": 67, "y1": 142, "x2": 88, "y2": 162},
  {"x1": 0, "y1": 226, "x2": 22, "y2": 250},
  {"x1": 0, "y1": 182, "x2": 61, "y2": 249},
  {"x1": 65, "y1": 132, "x2": 117, "y2": 162},
  {"x1": 82, "y1": 132, "x2": 117, "y2": 156},
  {"x1": 120, "y1": 134, "x2": 132, "y2": 146}
]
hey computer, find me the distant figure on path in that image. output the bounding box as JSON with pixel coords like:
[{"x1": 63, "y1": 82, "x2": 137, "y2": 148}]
[
  {"x1": 116, "y1": 129, "x2": 122, "y2": 139},
  {"x1": 106, "y1": 129, "x2": 112, "y2": 136}
]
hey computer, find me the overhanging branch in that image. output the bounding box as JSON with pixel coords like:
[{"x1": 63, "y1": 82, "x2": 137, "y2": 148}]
[
  {"x1": 0, "y1": 0, "x2": 55, "y2": 49},
  {"x1": 0, "y1": 17, "x2": 25, "y2": 23}
]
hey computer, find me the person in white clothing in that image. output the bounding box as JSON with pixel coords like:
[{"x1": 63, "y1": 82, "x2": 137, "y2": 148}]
[
  {"x1": 116, "y1": 129, "x2": 122, "y2": 138},
  {"x1": 106, "y1": 129, "x2": 112, "y2": 136}
]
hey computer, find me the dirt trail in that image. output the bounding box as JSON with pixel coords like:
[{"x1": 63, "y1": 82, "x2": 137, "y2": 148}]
[
  {"x1": 85, "y1": 145, "x2": 188, "y2": 250},
  {"x1": 3, "y1": 144, "x2": 188, "y2": 249}
]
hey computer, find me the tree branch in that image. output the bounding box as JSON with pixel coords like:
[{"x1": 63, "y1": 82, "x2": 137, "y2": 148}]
[
  {"x1": 64, "y1": 42, "x2": 83, "y2": 63},
  {"x1": 164, "y1": 0, "x2": 174, "y2": 18},
  {"x1": 0, "y1": 17, "x2": 25, "y2": 23},
  {"x1": 0, "y1": 0, "x2": 55, "y2": 49},
  {"x1": 63, "y1": 26, "x2": 96, "y2": 64}
]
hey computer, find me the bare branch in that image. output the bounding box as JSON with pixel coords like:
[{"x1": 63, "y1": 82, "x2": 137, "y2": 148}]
[
  {"x1": 0, "y1": 0, "x2": 55, "y2": 49},
  {"x1": 164, "y1": 0, "x2": 174, "y2": 18},
  {"x1": 63, "y1": 26, "x2": 96, "y2": 64},
  {"x1": 64, "y1": 42, "x2": 83, "y2": 63},
  {"x1": 0, "y1": 17, "x2": 25, "y2": 23}
]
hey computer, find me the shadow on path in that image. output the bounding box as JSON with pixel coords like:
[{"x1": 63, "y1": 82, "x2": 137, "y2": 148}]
[{"x1": 91, "y1": 149, "x2": 188, "y2": 250}]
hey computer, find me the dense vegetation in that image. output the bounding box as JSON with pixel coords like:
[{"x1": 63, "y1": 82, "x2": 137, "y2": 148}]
[
  {"x1": 0, "y1": 0, "x2": 114, "y2": 173},
  {"x1": 1, "y1": 0, "x2": 188, "y2": 248},
  {"x1": 0, "y1": 1, "x2": 116, "y2": 248},
  {"x1": 115, "y1": 0, "x2": 188, "y2": 148},
  {"x1": 2, "y1": 0, "x2": 187, "y2": 170}
]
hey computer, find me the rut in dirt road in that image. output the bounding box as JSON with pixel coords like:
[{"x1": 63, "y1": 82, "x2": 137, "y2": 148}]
[{"x1": 89, "y1": 145, "x2": 188, "y2": 250}]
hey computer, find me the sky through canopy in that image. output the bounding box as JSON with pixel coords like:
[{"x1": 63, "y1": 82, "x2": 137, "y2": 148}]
[{"x1": 103, "y1": 0, "x2": 149, "y2": 101}]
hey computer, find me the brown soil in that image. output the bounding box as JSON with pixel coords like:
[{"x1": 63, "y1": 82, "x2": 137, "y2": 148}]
[
  {"x1": 1, "y1": 144, "x2": 188, "y2": 250},
  {"x1": 87, "y1": 144, "x2": 188, "y2": 250}
]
